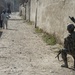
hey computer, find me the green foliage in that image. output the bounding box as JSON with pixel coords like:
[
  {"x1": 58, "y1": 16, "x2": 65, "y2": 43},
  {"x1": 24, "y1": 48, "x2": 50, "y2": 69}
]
[
  {"x1": 42, "y1": 33, "x2": 56, "y2": 45},
  {"x1": 35, "y1": 27, "x2": 57, "y2": 45},
  {"x1": 23, "y1": 20, "x2": 34, "y2": 25},
  {"x1": 35, "y1": 27, "x2": 43, "y2": 33}
]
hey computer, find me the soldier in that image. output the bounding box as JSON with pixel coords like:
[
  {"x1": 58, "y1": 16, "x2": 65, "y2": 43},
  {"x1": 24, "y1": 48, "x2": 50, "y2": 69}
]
[
  {"x1": 56, "y1": 24, "x2": 75, "y2": 69},
  {"x1": 61, "y1": 24, "x2": 75, "y2": 69},
  {"x1": 1, "y1": 10, "x2": 10, "y2": 29}
]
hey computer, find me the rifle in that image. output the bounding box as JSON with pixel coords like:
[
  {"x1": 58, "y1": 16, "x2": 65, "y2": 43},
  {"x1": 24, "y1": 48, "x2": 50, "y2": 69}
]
[
  {"x1": 55, "y1": 50, "x2": 62, "y2": 60},
  {"x1": 69, "y1": 16, "x2": 75, "y2": 23}
]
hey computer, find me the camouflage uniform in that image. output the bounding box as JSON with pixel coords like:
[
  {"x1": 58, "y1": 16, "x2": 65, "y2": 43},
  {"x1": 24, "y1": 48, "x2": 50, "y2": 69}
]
[{"x1": 61, "y1": 24, "x2": 75, "y2": 68}]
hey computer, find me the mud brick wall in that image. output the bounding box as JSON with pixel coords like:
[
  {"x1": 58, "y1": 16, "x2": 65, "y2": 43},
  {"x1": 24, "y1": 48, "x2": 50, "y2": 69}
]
[{"x1": 20, "y1": 0, "x2": 75, "y2": 43}]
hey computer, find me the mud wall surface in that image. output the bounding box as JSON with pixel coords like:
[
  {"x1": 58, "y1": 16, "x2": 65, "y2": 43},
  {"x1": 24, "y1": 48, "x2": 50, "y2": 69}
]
[{"x1": 20, "y1": 0, "x2": 75, "y2": 43}]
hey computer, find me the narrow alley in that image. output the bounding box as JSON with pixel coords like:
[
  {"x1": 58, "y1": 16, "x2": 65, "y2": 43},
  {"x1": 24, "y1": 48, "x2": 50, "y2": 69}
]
[{"x1": 0, "y1": 13, "x2": 75, "y2": 75}]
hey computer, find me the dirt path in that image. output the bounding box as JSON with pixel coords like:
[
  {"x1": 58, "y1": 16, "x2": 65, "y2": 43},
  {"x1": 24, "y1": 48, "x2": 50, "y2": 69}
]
[{"x1": 0, "y1": 13, "x2": 75, "y2": 75}]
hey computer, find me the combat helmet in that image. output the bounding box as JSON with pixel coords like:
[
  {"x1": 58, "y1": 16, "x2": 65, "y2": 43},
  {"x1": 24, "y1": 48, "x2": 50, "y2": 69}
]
[{"x1": 67, "y1": 24, "x2": 75, "y2": 33}]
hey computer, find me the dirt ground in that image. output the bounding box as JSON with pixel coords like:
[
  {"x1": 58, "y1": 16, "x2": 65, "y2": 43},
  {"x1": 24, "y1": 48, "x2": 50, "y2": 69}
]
[{"x1": 0, "y1": 13, "x2": 75, "y2": 75}]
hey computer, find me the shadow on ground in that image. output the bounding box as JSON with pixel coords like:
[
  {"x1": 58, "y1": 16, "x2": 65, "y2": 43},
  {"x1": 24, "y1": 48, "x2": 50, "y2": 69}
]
[{"x1": 7, "y1": 29, "x2": 18, "y2": 31}]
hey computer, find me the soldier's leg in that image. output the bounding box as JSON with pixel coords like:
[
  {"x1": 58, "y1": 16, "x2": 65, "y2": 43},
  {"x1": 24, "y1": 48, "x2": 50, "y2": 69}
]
[
  {"x1": 6, "y1": 21, "x2": 8, "y2": 29},
  {"x1": 1, "y1": 20, "x2": 3, "y2": 28},
  {"x1": 0, "y1": 20, "x2": 3, "y2": 28},
  {"x1": 61, "y1": 49, "x2": 68, "y2": 68},
  {"x1": 2, "y1": 21, "x2": 5, "y2": 29}
]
